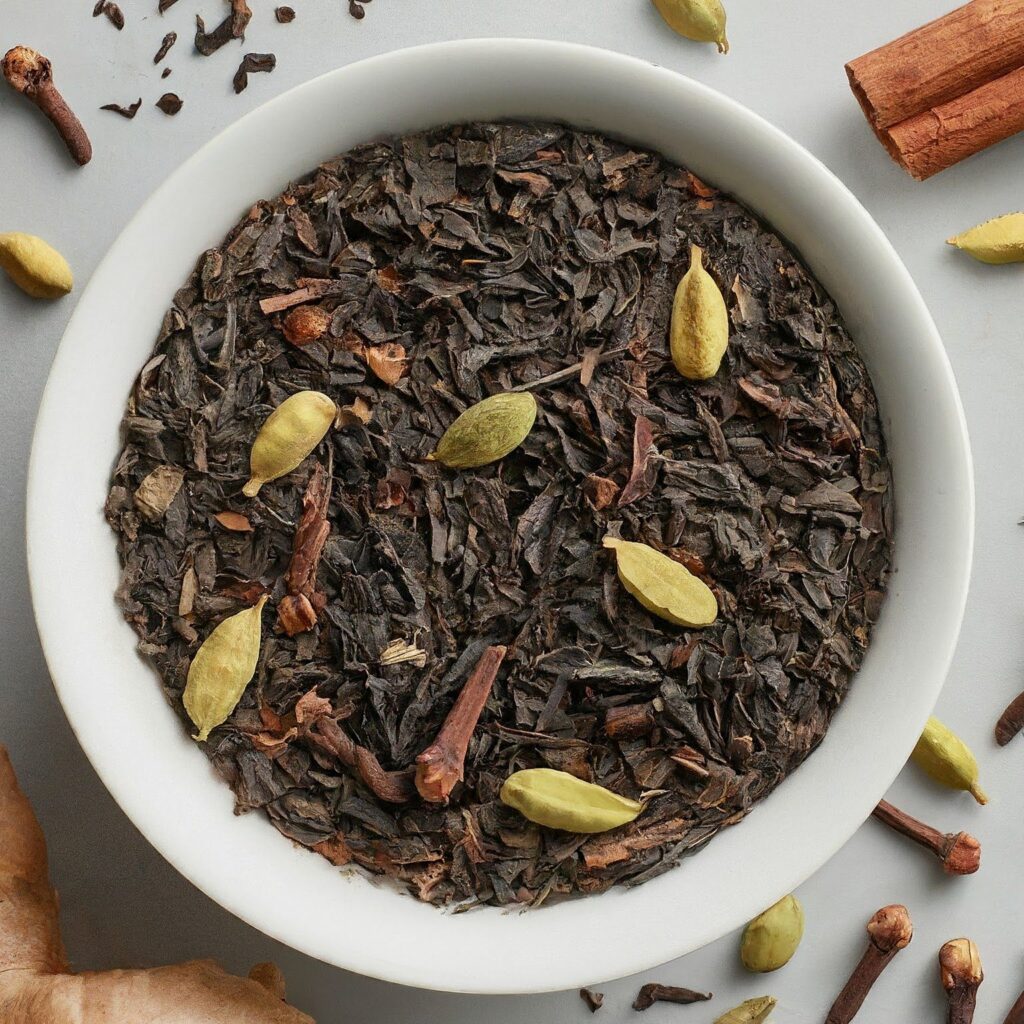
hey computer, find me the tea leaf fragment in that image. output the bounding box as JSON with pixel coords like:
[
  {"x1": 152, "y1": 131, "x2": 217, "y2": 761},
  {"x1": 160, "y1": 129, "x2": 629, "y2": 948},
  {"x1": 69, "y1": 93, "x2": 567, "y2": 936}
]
[
  {"x1": 0, "y1": 232, "x2": 73, "y2": 298},
  {"x1": 243, "y1": 390, "x2": 336, "y2": 497},
  {"x1": 741, "y1": 894, "x2": 804, "y2": 972},
  {"x1": 947, "y1": 212, "x2": 1024, "y2": 264},
  {"x1": 183, "y1": 595, "x2": 268, "y2": 742},
  {"x1": 500, "y1": 767, "x2": 643, "y2": 833},
  {"x1": 912, "y1": 716, "x2": 988, "y2": 804},
  {"x1": 428, "y1": 392, "x2": 537, "y2": 469},
  {"x1": 670, "y1": 244, "x2": 729, "y2": 380},
  {"x1": 714, "y1": 996, "x2": 776, "y2": 1024},
  {"x1": 133, "y1": 465, "x2": 185, "y2": 521},
  {"x1": 603, "y1": 536, "x2": 718, "y2": 628},
  {"x1": 652, "y1": 0, "x2": 729, "y2": 53}
]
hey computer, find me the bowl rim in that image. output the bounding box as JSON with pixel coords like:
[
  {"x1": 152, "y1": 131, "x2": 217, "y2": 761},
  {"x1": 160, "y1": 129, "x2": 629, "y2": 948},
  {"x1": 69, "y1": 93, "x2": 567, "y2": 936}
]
[{"x1": 27, "y1": 37, "x2": 974, "y2": 994}]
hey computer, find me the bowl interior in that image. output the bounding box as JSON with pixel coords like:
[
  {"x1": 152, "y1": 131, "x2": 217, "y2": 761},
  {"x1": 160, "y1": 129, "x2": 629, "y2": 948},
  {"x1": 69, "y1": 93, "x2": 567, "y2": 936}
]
[{"x1": 27, "y1": 40, "x2": 972, "y2": 994}]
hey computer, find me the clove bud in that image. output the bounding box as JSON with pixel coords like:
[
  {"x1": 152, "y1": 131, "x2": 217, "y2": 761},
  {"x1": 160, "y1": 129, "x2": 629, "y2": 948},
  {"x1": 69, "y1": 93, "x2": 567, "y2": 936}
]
[
  {"x1": 2, "y1": 46, "x2": 92, "y2": 165},
  {"x1": 872, "y1": 799, "x2": 980, "y2": 875},
  {"x1": 940, "y1": 939, "x2": 982, "y2": 1024},
  {"x1": 825, "y1": 904, "x2": 912, "y2": 1024}
]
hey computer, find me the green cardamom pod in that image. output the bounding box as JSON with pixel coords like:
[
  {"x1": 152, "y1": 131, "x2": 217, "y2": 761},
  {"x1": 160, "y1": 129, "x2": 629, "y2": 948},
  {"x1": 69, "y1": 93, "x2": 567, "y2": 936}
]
[
  {"x1": 0, "y1": 232, "x2": 73, "y2": 298},
  {"x1": 912, "y1": 717, "x2": 988, "y2": 805},
  {"x1": 603, "y1": 536, "x2": 717, "y2": 628},
  {"x1": 670, "y1": 244, "x2": 729, "y2": 380},
  {"x1": 500, "y1": 768, "x2": 643, "y2": 833},
  {"x1": 427, "y1": 392, "x2": 537, "y2": 469},
  {"x1": 183, "y1": 595, "x2": 268, "y2": 742},
  {"x1": 714, "y1": 997, "x2": 776, "y2": 1024},
  {"x1": 243, "y1": 391, "x2": 336, "y2": 497},
  {"x1": 651, "y1": 0, "x2": 729, "y2": 53},
  {"x1": 741, "y1": 894, "x2": 805, "y2": 972},
  {"x1": 947, "y1": 212, "x2": 1024, "y2": 264}
]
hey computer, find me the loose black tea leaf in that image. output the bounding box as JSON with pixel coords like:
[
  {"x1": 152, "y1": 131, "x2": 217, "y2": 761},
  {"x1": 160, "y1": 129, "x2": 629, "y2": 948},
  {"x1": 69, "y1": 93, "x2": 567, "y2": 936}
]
[
  {"x1": 633, "y1": 985, "x2": 712, "y2": 1011},
  {"x1": 93, "y1": 0, "x2": 125, "y2": 29},
  {"x1": 108, "y1": 122, "x2": 893, "y2": 909},
  {"x1": 155, "y1": 92, "x2": 182, "y2": 115},
  {"x1": 159, "y1": 0, "x2": 180, "y2": 11},
  {"x1": 195, "y1": 0, "x2": 251, "y2": 55},
  {"x1": 162, "y1": 67, "x2": 173, "y2": 78},
  {"x1": 154, "y1": 32, "x2": 178, "y2": 64},
  {"x1": 348, "y1": 0, "x2": 371, "y2": 18},
  {"x1": 101, "y1": 98, "x2": 142, "y2": 119},
  {"x1": 580, "y1": 989, "x2": 605, "y2": 1013},
  {"x1": 233, "y1": 51, "x2": 276, "y2": 93},
  {"x1": 275, "y1": 6, "x2": 296, "y2": 22}
]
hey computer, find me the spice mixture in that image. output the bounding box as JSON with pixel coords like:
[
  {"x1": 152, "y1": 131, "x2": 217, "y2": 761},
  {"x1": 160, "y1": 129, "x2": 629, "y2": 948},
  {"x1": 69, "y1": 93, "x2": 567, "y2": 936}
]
[{"x1": 106, "y1": 122, "x2": 893, "y2": 907}]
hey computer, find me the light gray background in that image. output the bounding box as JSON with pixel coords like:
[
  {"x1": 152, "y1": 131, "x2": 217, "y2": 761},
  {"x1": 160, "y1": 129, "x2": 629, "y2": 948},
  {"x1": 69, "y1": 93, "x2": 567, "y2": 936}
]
[{"x1": 1, "y1": 1, "x2": 1022, "y2": 1021}]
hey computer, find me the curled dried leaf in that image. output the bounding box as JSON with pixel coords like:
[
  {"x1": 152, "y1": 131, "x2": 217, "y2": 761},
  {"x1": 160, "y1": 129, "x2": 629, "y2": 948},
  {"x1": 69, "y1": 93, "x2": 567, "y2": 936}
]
[
  {"x1": 214, "y1": 510, "x2": 253, "y2": 532},
  {"x1": 134, "y1": 465, "x2": 185, "y2": 520}
]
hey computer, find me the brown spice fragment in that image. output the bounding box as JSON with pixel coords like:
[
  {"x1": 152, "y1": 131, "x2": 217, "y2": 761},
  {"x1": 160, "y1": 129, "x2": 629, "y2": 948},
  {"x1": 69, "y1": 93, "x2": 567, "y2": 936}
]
[
  {"x1": 583, "y1": 474, "x2": 620, "y2": 511},
  {"x1": 195, "y1": 0, "x2": 251, "y2": 55},
  {"x1": 213, "y1": 510, "x2": 253, "y2": 532},
  {"x1": 276, "y1": 594, "x2": 317, "y2": 637},
  {"x1": 158, "y1": 0, "x2": 180, "y2": 11},
  {"x1": 282, "y1": 305, "x2": 330, "y2": 346},
  {"x1": 360, "y1": 342, "x2": 408, "y2": 386},
  {"x1": 604, "y1": 703, "x2": 656, "y2": 740},
  {"x1": 275, "y1": 6, "x2": 295, "y2": 22},
  {"x1": 2, "y1": 46, "x2": 92, "y2": 166},
  {"x1": 154, "y1": 32, "x2": 178, "y2": 64},
  {"x1": 872, "y1": 799, "x2": 980, "y2": 875},
  {"x1": 311, "y1": 717, "x2": 415, "y2": 804},
  {"x1": 1003, "y1": 988, "x2": 1024, "y2": 1024},
  {"x1": 93, "y1": 1, "x2": 125, "y2": 29},
  {"x1": 233, "y1": 52, "x2": 276, "y2": 94},
  {"x1": 162, "y1": 68, "x2": 172, "y2": 78},
  {"x1": 618, "y1": 415, "x2": 657, "y2": 506},
  {"x1": 579, "y1": 989, "x2": 604, "y2": 1013},
  {"x1": 101, "y1": 98, "x2": 142, "y2": 119},
  {"x1": 276, "y1": 461, "x2": 331, "y2": 635},
  {"x1": 415, "y1": 645, "x2": 507, "y2": 803},
  {"x1": 156, "y1": 93, "x2": 183, "y2": 116},
  {"x1": 632, "y1": 984, "x2": 711, "y2": 1011},
  {"x1": 825, "y1": 904, "x2": 912, "y2": 1024},
  {"x1": 995, "y1": 689, "x2": 1024, "y2": 746}
]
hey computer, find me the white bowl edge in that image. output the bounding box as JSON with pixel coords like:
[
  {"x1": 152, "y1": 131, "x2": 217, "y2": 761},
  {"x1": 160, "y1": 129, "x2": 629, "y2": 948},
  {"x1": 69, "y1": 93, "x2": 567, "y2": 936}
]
[{"x1": 27, "y1": 39, "x2": 974, "y2": 994}]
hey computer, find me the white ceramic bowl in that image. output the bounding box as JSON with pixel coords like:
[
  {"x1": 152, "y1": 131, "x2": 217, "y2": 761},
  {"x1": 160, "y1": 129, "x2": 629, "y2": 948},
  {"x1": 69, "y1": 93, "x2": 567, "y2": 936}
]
[{"x1": 28, "y1": 40, "x2": 973, "y2": 994}]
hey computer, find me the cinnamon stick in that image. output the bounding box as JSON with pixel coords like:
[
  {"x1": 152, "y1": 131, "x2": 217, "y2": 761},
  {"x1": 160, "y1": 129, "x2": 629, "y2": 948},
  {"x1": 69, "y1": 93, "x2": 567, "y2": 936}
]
[{"x1": 846, "y1": 0, "x2": 1024, "y2": 179}]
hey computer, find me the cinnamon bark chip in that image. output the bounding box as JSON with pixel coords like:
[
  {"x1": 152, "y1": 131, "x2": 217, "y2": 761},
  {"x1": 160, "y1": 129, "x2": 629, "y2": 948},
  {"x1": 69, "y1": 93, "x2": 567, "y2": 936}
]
[{"x1": 846, "y1": 0, "x2": 1024, "y2": 179}]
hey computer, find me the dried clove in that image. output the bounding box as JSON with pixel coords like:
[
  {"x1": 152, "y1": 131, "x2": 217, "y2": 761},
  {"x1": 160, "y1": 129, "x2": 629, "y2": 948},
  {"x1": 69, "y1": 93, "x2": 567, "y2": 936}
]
[
  {"x1": 996, "y1": 690, "x2": 1024, "y2": 746},
  {"x1": 154, "y1": 32, "x2": 178, "y2": 64},
  {"x1": 825, "y1": 905, "x2": 913, "y2": 1024},
  {"x1": 195, "y1": 0, "x2": 251, "y2": 55},
  {"x1": 2, "y1": 46, "x2": 92, "y2": 165},
  {"x1": 415, "y1": 645, "x2": 507, "y2": 802},
  {"x1": 872, "y1": 799, "x2": 980, "y2": 875},
  {"x1": 633, "y1": 984, "x2": 712, "y2": 1011},
  {"x1": 940, "y1": 939, "x2": 983, "y2": 1024},
  {"x1": 156, "y1": 92, "x2": 183, "y2": 115},
  {"x1": 1003, "y1": 988, "x2": 1024, "y2": 1024},
  {"x1": 100, "y1": 98, "x2": 142, "y2": 120},
  {"x1": 233, "y1": 52, "x2": 277, "y2": 94},
  {"x1": 579, "y1": 988, "x2": 604, "y2": 1013}
]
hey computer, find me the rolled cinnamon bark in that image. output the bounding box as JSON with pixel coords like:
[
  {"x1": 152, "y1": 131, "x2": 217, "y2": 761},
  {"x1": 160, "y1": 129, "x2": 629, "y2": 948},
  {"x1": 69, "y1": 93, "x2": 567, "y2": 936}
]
[{"x1": 846, "y1": 0, "x2": 1024, "y2": 179}]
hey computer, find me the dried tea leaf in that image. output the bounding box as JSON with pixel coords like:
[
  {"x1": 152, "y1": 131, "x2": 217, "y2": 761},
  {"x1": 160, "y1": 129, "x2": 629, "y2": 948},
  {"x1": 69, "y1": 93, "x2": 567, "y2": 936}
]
[
  {"x1": 947, "y1": 212, "x2": 1024, "y2": 264},
  {"x1": 133, "y1": 465, "x2": 185, "y2": 520},
  {"x1": 154, "y1": 31, "x2": 177, "y2": 63},
  {"x1": 335, "y1": 396, "x2": 372, "y2": 427},
  {"x1": 183, "y1": 595, "x2": 267, "y2": 741},
  {"x1": 428, "y1": 392, "x2": 537, "y2": 469},
  {"x1": 243, "y1": 391, "x2": 335, "y2": 497},
  {"x1": 101, "y1": 98, "x2": 142, "y2": 119},
  {"x1": 670, "y1": 244, "x2": 729, "y2": 380},
  {"x1": 603, "y1": 536, "x2": 717, "y2": 628},
  {"x1": 500, "y1": 767, "x2": 643, "y2": 833},
  {"x1": 995, "y1": 690, "x2": 1024, "y2": 746},
  {"x1": 580, "y1": 989, "x2": 604, "y2": 1013},
  {"x1": 214, "y1": 510, "x2": 253, "y2": 532},
  {"x1": 156, "y1": 93, "x2": 183, "y2": 116},
  {"x1": 233, "y1": 51, "x2": 276, "y2": 94},
  {"x1": 633, "y1": 985, "x2": 712, "y2": 1011}
]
